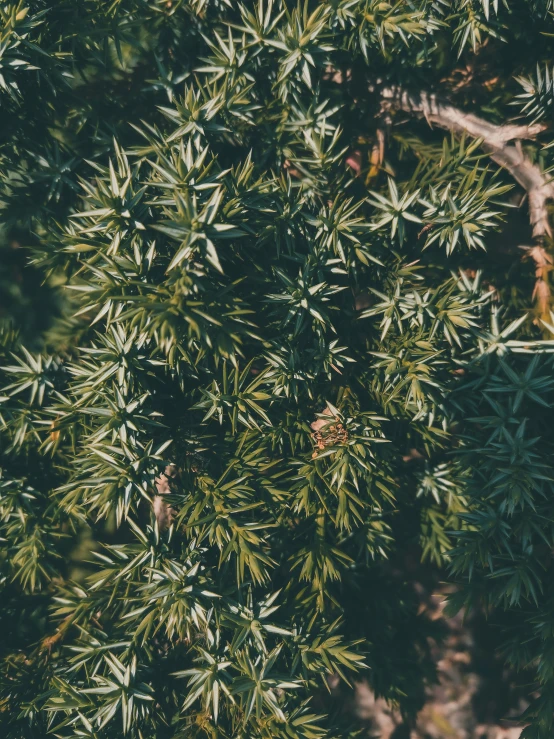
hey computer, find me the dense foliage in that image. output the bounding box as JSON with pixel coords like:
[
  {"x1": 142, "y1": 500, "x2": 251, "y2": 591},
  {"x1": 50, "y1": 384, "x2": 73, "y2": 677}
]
[{"x1": 2, "y1": 1, "x2": 554, "y2": 737}]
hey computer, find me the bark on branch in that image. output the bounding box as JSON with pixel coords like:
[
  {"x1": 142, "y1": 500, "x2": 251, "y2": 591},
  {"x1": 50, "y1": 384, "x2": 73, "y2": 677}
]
[
  {"x1": 381, "y1": 87, "x2": 554, "y2": 316},
  {"x1": 153, "y1": 463, "x2": 176, "y2": 531},
  {"x1": 381, "y1": 87, "x2": 553, "y2": 238}
]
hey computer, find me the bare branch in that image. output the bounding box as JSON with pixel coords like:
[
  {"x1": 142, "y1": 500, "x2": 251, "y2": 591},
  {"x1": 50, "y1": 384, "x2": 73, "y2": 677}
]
[
  {"x1": 381, "y1": 87, "x2": 554, "y2": 315},
  {"x1": 153, "y1": 464, "x2": 177, "y2": 531},
  {"x1": 381, "y1": 87, "x2": 553, "y2": 238}
]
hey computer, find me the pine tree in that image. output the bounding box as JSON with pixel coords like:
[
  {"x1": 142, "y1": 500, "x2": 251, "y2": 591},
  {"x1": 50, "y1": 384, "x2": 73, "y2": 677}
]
[{"x1": 2, "y1": 1, "x2": 554, "y2": 737}]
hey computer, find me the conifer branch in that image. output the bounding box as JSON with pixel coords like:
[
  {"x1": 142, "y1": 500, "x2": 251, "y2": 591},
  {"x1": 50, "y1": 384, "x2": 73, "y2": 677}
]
[
  {"x1": 381, "y1": 87, "x2": 554, "y2": 315},
  {"x1": 380, "y1": 87, "x2": 552, "y2": 238}
]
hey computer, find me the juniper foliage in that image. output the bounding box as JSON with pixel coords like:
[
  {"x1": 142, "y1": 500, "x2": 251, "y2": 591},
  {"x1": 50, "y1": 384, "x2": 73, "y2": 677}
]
[{"x1": 2, "y1": 1, "x2": 554, "y2": 737}]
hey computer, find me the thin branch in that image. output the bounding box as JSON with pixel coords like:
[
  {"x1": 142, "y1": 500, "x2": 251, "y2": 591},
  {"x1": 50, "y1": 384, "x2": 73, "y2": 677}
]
[
  {"x1": 153, "y1": 463, "x2": 176, "y2": 531},
  {"x1": 381, "y1": 87, "x2": 554, "y2": 316},
  {"x1": 380, "y1": 87, "x2": 552, "y2": 238}
]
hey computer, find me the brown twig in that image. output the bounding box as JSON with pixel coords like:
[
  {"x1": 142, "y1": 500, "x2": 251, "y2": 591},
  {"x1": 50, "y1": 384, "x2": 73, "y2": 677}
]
[
  {"x1": 153, "y1": 464, "x2": 177, "y2": 531},
  {"x1": 367, "y1": 128, "x2": 386, "y2": 184}
]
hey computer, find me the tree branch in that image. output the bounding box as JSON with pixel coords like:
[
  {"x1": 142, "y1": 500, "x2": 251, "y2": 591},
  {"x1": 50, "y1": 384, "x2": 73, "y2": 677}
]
[
  {"x1": 381, "y1": 87, "x2": 552, "y2": 239},
  {"x1": 153, "y1": 463, "x2": 176, "y2": 531},
  {"x1": 381, "y1": 87, "x2": 554, "y2": 317}
]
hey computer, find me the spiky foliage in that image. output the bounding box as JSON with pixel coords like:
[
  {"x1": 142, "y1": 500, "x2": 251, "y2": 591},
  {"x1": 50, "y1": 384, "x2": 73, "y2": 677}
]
[{"x1": 2, "y1": 1, "x2": 554, "y2": 738}]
